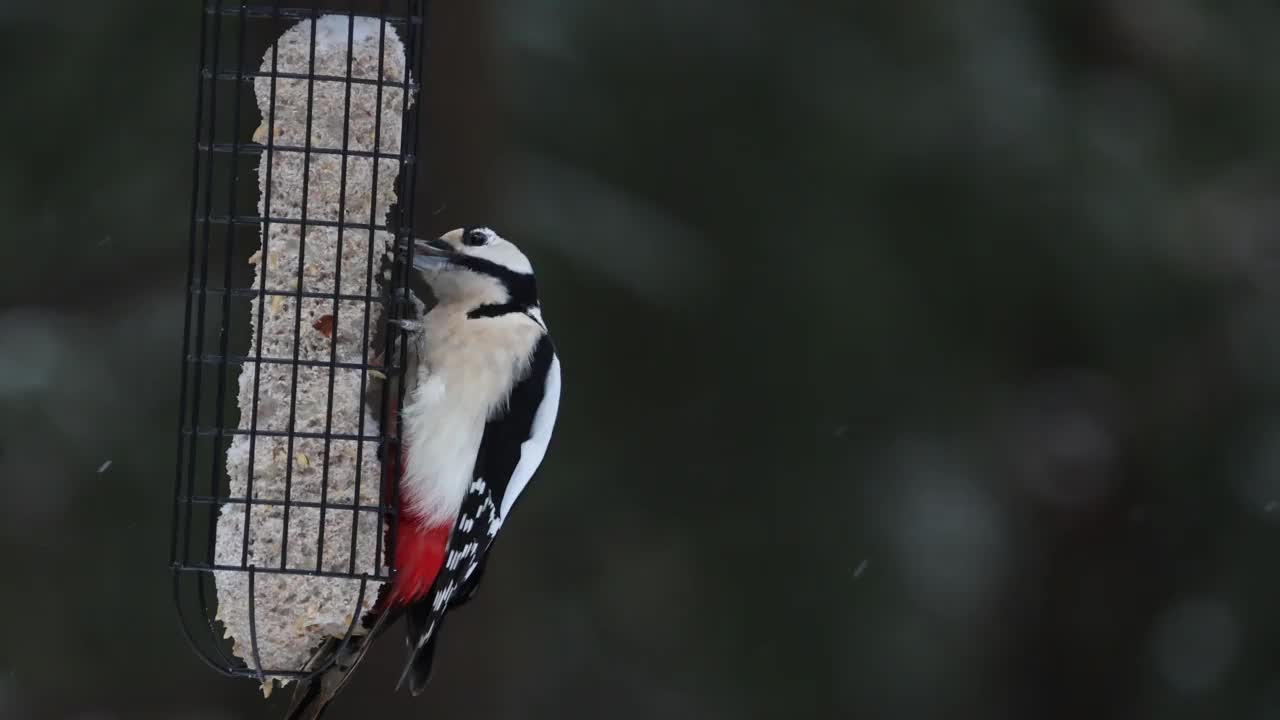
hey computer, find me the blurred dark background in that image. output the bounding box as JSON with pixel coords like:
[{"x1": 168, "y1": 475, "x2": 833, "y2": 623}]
[{"x1": 3, "y1": 1, "x2": 1280, "y2": 718}]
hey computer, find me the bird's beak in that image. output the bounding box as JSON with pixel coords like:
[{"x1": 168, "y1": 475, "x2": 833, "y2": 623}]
[{"x1": 410, "y1": 237, "x2": 456, "y2": 271}]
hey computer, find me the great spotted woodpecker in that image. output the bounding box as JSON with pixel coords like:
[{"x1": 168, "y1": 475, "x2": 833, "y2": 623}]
[{"x1": 285, "y1": 227, "x2": 561, "y2": 718}]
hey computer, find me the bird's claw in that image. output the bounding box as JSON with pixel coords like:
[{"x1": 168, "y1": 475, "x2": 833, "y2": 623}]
[{"x1": 388, "y1": 318, "x2": 423, "y2": 335}]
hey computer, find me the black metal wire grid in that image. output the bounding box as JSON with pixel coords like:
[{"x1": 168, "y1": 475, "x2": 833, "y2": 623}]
[{"x1": 170, "y1": 0, "x2": 427, "y2": 683}]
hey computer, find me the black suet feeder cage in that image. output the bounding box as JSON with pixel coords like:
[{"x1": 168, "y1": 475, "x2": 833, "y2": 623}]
[{"x1": 171, "y1": 0, "x2": 428, "y2": 684}]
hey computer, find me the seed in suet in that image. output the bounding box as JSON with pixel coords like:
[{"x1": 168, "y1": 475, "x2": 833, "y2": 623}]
[{"x1": 313, "y1": 314, "x2": 335, "y2": 338}]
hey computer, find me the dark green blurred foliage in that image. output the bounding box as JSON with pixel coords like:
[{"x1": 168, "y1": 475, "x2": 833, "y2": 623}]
[{"x1": 3, "y1": 1, "x2": 1280, "y2": 718}]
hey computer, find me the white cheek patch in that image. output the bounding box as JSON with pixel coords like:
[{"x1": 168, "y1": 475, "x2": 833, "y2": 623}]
[{"x1": 471, "y1": 241, "x2": 534, "y2": 275}]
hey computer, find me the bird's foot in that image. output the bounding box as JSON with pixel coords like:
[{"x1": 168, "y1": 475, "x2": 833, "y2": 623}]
[{"x1": 388, "y1": 318, "x2": 424, "y2": 335}]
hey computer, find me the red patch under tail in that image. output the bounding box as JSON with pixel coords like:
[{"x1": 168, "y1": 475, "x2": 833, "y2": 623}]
[{"x1": 386, "y1": 515, "x2": 452, "y2": 607}]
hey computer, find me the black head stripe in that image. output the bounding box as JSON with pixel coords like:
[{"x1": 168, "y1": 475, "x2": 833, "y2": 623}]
[
  {"x1": 468, "y1": 303, "x2": 525, "y2": 320},
  {"x1": 454, "y1": 254, "x2": 539, "y2": 317}
]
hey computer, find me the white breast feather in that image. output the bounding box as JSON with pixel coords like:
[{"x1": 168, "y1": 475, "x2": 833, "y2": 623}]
[{"x1": 400, "y1": 308, "x2": 542, "y2": 524}]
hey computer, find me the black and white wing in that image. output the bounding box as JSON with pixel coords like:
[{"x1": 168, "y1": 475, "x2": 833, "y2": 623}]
[{"x1": 399, "y1": 335, "x2": 561, "y2": 694}]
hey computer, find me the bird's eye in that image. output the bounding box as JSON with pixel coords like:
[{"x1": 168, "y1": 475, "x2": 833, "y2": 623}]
[{"x1": 463, "y1": 229, "x2": 489, "y2": 247}]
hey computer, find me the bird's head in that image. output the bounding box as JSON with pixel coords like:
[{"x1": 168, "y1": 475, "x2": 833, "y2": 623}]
[{"x1": 410, "y1": 227, "x2": 538, "y2": 310}]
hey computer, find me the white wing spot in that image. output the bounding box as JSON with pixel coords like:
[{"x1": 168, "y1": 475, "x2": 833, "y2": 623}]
[
  {"x1": 500, "y1": 354, "x2": 561, "y2": 517},
  {"x1": 433, "y1": 582, "x2": 457, "y2": 611}
]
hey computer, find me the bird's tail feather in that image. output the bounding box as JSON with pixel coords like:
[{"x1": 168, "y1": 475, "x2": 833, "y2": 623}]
[
  {"x1": 397, "y1": 597, "x2": 446, "y2": 696},
  {"x1": 283, "y1": 611, "x2": 393, "y2": 720}
]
